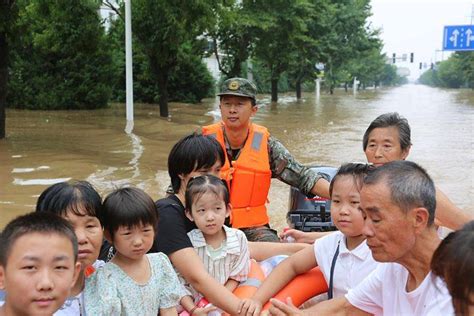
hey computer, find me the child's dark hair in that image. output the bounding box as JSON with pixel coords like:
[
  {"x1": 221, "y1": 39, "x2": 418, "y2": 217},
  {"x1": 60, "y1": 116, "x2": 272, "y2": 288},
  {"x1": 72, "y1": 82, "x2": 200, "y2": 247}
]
[
  {"x1": 0, "y1": 212, "x2": 78, "y2": 267},
  {"x1": 329, "y1": 163, "x2": 374, "y2": 197},
  {"x1": 36, "y1": 180, "x2": 103, "y2": 220},
  {"x1": 168, "y1": 133, "x2": 225, "y2": 192},
  {"x1": 102, "y1": 187, "x2": 158, "y2": 238},
  {"x1": 431, "y1": 220, "x2": 474, "y2": 315},
  {"x1": 185, "y1": 175, "x2": 230, "y2": 213}
]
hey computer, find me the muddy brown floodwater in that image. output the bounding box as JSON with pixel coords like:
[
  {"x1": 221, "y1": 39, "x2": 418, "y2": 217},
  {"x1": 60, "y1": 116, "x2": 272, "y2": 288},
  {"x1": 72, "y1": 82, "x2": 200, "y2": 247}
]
[{"x1": 1, "y1": 84, "x2": 473, "y2": 231}]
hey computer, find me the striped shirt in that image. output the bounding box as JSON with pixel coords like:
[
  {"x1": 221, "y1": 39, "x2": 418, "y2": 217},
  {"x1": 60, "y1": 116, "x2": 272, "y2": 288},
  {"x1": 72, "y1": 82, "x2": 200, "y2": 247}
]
[{"x1": 184, "y1": 225, "x2": 250, "y2": 300}]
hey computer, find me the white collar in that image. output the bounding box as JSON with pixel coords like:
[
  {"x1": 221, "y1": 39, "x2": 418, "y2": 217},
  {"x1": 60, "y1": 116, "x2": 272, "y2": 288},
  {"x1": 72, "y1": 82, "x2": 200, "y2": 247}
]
[
  {"x1": 188, "y1": 225, "x2": 241, "y2": 255},
  {"x1": 337, "y1": 233, "x2": 371, "y2": 261}
]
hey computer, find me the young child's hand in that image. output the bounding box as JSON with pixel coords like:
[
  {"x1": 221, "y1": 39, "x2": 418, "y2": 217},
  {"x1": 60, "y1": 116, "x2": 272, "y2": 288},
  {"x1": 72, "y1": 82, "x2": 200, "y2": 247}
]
[
  {"x1": 238, "y1": 298, "x2": 261, "y2": 316},
  {"x1": 192, "y1": 305, "x2": 216, "y2": 316},
  {"x1": 279, "y1": 228, "x2": 309, "y2": 243}
]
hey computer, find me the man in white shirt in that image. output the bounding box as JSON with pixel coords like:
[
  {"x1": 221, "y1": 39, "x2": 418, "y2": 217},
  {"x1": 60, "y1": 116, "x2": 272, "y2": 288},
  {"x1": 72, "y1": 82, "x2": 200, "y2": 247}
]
[{"x1": 266, "y1": 161, "x2": 454, "y2": 316}]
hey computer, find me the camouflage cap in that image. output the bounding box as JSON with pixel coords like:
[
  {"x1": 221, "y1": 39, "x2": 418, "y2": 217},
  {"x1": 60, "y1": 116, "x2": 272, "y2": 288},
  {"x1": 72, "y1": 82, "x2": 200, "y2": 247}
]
[{"x1": 217, "y1": 78, "x2": 257, "y2": 101}]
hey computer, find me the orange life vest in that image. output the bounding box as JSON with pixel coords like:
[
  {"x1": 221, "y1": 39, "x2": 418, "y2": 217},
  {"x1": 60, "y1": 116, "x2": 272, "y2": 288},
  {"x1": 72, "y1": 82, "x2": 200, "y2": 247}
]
[{"x1": 202, "y1": 122, "x2": 272, "y2": 228}]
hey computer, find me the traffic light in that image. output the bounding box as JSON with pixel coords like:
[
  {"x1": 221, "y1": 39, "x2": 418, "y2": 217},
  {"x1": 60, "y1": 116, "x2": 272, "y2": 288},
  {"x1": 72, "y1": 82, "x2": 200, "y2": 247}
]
[
  {"x1": 419, "y1": 62, "x2": 422, "y2": 70},
  {"x1": 410, "y1": 53, "x2": 414, "y2": 63},
  {"x1": 392, "y1": 53, "x2": 396, "y2": 64}
]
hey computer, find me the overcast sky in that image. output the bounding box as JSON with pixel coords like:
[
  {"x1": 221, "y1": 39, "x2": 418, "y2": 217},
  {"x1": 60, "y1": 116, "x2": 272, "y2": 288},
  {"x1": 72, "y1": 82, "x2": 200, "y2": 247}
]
[{"x1": 369, "y1": 0, "x2": 474, "y2": 78}]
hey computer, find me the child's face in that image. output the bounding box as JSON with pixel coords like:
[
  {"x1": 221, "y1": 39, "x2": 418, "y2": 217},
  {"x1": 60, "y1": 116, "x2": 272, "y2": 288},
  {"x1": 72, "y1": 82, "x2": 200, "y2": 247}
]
[
  {"x1": 110, "y1": 224, "x2": 154, "y2": 261},
  {"x1": 0, "y1": 233, "x2": 80, "y2": 316},
  {"x1": 330, "y1": 175, "x2": 366, "y2": 237},
  {"x1": 63, "y1": 210, "x2": 103, "y2": 269},
  {"x1": 186, "y1": 191, "x2": 230, "y2": 237}
]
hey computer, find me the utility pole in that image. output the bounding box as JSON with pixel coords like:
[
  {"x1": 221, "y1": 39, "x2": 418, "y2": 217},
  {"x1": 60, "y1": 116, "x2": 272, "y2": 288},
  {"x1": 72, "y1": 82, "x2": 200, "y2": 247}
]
[{"x1": 125, "y1": 0, "x2": 134, "y2": 134}]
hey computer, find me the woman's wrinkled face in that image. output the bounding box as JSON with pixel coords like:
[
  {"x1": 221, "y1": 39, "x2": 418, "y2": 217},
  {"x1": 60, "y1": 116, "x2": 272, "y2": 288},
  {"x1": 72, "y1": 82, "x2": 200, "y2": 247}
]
[
  {"x1": 63, "y1": 210, "x2": 103, "y2": 269},
  {"x1": 364, "y1": 127, "x2": 410, "y2": 167}
]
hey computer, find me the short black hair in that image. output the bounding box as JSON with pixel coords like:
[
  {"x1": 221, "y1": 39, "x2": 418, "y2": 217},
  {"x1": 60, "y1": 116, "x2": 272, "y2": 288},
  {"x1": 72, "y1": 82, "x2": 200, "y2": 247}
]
[
  {"x1": 363, "y1": 160, "x2": 436, "y2": 225},
  {"x1": 102, "y1": 187, "x2": 158, "y2": 238},
  {"x1": 431, "y1": 220, "x2": 474, "y2": 315},
  {"x1": 329, "y1": 163, "x2": 374, "y2": 197},
  {"x1": 168, "y1": 133, "x2": 225, "y2": 192},
  {"x1": 0, "y1": 212, "x2": 78, "y2": 267},
  {"x1": 185, "y1": 174, "x2": 230, "y2": 213},
  {"x1": 36, "y1": 180, "x2": 103, "y2": 220},
  {"x1": 362, "y1": 112, "x2": 411, "y2": 151}
]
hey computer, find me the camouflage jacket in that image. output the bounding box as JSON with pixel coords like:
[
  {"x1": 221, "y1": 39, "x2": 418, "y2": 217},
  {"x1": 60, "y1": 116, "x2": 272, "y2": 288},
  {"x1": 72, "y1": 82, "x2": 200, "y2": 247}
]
[
  {"x1": 223, "y1": 133, "x2": 325, "y2": 197},
  {"x1": 268, "y1": 135, "x2": 325, "y2": 197}
]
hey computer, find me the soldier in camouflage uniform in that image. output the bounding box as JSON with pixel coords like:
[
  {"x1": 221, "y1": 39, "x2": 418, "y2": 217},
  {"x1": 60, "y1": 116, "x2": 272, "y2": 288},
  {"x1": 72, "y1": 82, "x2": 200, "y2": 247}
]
[{"x1": 201, "y1": 78, "x2": 330, "y2": 242}]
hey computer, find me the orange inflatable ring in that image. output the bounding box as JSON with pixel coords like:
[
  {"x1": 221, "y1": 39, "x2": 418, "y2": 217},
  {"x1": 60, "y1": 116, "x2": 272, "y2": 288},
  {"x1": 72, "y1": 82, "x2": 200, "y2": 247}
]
[
  {"x1": 224, "y1": 261, "x2": 328, "y2": 314},
  {"x1": 222, "y1": 259, "x2": 265, "y2": 316},
  {"x1": 233, "y1": 259, "x2": 266, "y2": 298},
  {"x1": 262, "y1": 266, "x2": 328, "y2": 310}
]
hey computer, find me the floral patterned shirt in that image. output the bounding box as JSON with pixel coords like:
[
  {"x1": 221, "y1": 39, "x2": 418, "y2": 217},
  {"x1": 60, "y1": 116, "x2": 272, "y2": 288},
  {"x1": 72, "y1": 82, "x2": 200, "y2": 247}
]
[{"x1": 85, "y1": 253, "x2": 186, "y2": 316}]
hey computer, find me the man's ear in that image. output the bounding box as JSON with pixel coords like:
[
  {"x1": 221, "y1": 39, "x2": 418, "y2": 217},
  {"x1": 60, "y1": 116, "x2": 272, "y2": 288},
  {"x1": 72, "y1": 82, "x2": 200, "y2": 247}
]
[
  {"x1": 0, "y1": 265, "x2": 5, "y2": 290},
  {"x1": 401, "y1": 145, "x2": 412, "y2": 160},
  {"x1": 412, "y1": 207, "x2": 429, "y2": 233},
  {"x1": 185, "y1": 210, "x2": 194, "y2": 222},
  {"x1": 251, "y1": 105, "x2": 258, "y2": 117}
]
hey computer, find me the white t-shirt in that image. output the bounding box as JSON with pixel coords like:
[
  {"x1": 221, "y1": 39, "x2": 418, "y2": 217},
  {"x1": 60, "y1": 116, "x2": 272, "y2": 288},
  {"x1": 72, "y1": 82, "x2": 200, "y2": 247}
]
[
  {"x1": 314, "y1": 231, "x2": 378, "y2": 298},
  {"x1": 346, "y1": 263, "x2": 454, "y2": 316}
]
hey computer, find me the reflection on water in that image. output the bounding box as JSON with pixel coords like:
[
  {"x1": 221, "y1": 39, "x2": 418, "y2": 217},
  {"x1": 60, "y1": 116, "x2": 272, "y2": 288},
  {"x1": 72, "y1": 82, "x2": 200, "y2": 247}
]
[{"x1": 0, "y1": 84, "x2": 473, "y2": 230}]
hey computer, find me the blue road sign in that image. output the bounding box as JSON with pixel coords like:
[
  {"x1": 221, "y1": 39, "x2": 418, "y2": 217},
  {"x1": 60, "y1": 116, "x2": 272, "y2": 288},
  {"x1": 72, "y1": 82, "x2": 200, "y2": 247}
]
[{"x1": 443, "y1": 25, "x2": 474, "y2": 51}]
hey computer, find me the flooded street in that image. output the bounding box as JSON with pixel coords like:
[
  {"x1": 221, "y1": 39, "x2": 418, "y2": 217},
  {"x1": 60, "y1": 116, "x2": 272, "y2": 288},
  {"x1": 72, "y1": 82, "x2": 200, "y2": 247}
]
[{"x1": 1, "y1": 84, "x2": 473, "y2": 230}]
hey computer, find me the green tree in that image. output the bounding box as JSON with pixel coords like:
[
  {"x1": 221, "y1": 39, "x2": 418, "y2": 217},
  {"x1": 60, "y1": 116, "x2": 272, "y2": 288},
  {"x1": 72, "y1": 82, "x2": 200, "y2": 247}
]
[
  {"x1": 288, "y1": 0, "x2": 335, "y2": 98},
  {"x1": 454, "y1": 51, "x2": 474, "y2": 88},
  {"x1": 106, "y1": 7, "x2": 214, "y2": 105},
  {"x1": 437, "y1": 56, "x2": 463, "y2": 88},
  {"x1": 379, "y1": 63, "x2": 406, "y2": 86},
  {"x1": 0, "y1": 0, "x2": 18, "y2": 138},
  {"x1": 130, "y1": 0, "x2": 217, "y2": 117},
  {"x1": 321, "y1": 0, "x2": 375, "y2": 94},
  {"x1": 8, "y1": 0, "x2": 113, "y2": 110},
  {"x1": 252, "y1": 0, "x2": 313, "y2": 102},
  {"x1": 209, "y1": 0, "x2": 255, "y2": 78},
  {"x1": 344, "y1": 39, "x2": 386, "y2": 89},
  {"x1": 419, "y1": 69, "x2": 440, "y2": 87}
]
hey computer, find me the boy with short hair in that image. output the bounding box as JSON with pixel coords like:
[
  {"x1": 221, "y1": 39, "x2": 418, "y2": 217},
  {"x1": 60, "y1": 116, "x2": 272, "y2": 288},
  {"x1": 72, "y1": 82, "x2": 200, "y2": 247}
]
[{"x1": 0, "y1": 212, "x2": 81, "y2": 316}]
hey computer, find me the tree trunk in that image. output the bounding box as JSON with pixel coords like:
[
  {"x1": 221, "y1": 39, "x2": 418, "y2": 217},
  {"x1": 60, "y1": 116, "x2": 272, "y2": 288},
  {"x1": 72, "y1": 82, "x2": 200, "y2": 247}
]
[
  {"x1": 271, "y1": 78, "x2": 278, "y2": 102},
  {"x1": 157, "y1": 71, "x2": 169, "y2": 117},
  {"x1": 296, "y1": 80, "x2": 302, "y2": 99},
  {"x1": 0, "y1": 32, "x2": 8, "y2": 139},
  {"x1": 328, "y1": 64, "x2": 334, "y2": 95},
  {"x1": 151, "y1": 56, "x2": 169, "y2": 118},
  {"x1": 229, "y1": 62, "x2": 242, "y2": 79}
]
